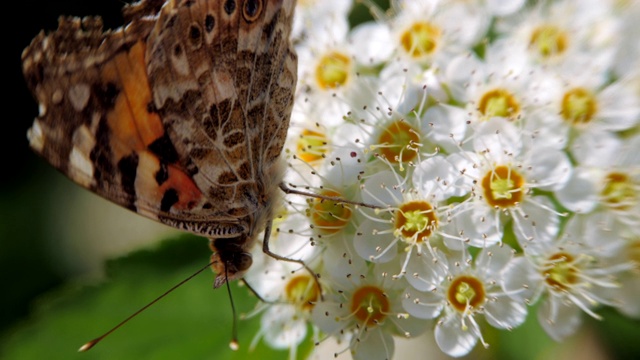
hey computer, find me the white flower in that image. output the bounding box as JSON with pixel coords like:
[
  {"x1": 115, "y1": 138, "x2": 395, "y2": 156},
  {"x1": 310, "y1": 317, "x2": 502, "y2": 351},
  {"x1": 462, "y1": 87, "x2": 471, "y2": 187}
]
[
  {"x1": 607, "y1": 233, "x2": 640, "y2": 318},
  {"x1": 292, "y1": 0, "x2": 353, "y2": 43},
  {"x1": 450, "y1": 119, "x2": 572, "y2": 251},
  {"x1": 402, "y1": 245, "x2": 527, "y2": 357},
  {"x1": 355, "y1": 156, "x2": 469, "y2": 277},
  {"x1": 558, "y1": 134, "x2": 640, "y2": 230},
  {"x1": 494, "y1": 0, "x2": 622, "y2": 75},
  {"x1": 311, "y1": 263, "x2": 425, "y2": 360},
  {"x1": 388, "y1": 0, "x2": 490, "y2": 69},
  {"x1": 501, "y1": 214, "x2": 632, "y2": 341}
]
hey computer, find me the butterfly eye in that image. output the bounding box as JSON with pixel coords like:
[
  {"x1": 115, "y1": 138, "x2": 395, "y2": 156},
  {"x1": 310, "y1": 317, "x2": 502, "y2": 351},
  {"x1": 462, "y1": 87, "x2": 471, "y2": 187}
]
[
  {"x1": 237, "y1": 252, "x2": 253, "y2": 271},
  {"x1": 243, "y1": 0, "x2": 263, "y2": 22}
]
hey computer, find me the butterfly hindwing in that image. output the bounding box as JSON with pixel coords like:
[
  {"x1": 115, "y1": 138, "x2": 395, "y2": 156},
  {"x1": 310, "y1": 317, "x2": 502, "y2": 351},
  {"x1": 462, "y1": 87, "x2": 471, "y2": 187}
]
[{"x1": 144, "y1": 0, "x2": 297, "y2": 221}]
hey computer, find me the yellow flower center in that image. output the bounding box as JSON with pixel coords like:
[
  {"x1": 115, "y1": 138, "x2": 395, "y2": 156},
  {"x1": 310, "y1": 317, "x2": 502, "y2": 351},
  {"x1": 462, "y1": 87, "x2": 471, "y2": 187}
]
[
  {"x1": 400, "y1": 22, "x2": 441, "y2": 58},
  {"x1": 309, "y1": 189, "x2": 352, "y2": 234},
  {"x1": 284, "y1": 274, "x2": 320, "y2": 312},
  {"x1": 601, "y1": 172, "x2": 636, "y2": 210},
  {"x1": 529, "y1": 25, "x2": 568, "y2": 59},
  {"x1": 350, "y1": 285, "x2": 390, "y2": 326},
  {"x1": 315, "y1": 51, "x2": 351, "y2": 89},
  {"x1": 482, "y1": 165, "x2": 525, "y2": 208},
  {"x1": 561, "y1": 88, "x2": 597, "y2": 125},
  {"x1": 543, "y1": 252, "x2": 578, "y2": 291},
  {"x1": 447, "y1": 275, "x2": 486, "y2": 312},
  {"x1": 395, "y1": 201, "x2": 438, "y2": 244},
  {"x1": 478, "y1": 88, "x2": 521, "y2": 120},
  {"x1": 377, "y1": 120, "x2": 420, "y2": 163},
  {"x1": 296, "y1": 128, "x2": 328, "y2": 163}
]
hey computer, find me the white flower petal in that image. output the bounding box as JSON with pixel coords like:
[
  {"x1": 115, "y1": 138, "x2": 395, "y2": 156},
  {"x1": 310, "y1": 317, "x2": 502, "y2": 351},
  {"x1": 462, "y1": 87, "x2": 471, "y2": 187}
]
[
  {"x1": 402, "y1": 286, "x2": 444, "y2": 319},
  {"x1": 484, "y1": 295, "x2": 527, "y2": 329},
  {"x1": 351, "y1": 329, "x2": 395, "y2": 360},
  {"x1": 501, "y1": 256, "x2": 540, "y2": 303},
  {"x1": 413, "y1": 155, "x2": 464, "y2": 200},
  {"x1": 350, "y1": 22, "x2": 394, "y2": 65},
  {"x1": 556, "y1": 168, "x2": 599, "y2": 213},
  {"x1": 262, "y1": 305, "x2": 308, "y2": 348},
  {"x1": 487, "y1": 0, "x2": 526, "y2": 16},
  {"x1": 475, "y1": 245, "x2": 514, "y2": 279},
  {"x1": 422, "y1": 104, "x2": 468, "y2": 153},
  {"x1": 473, "y1": 119, "x2": 522, "y2": 160},
  {"x1": 311, "y1": 301, "x2": 350, "y2": 335},
  {"x1": 527, "y1": 148, "x2": 572, "y2": 191},
  {"x1": 537, "y1": 295, "x2": 583, "y2": 341},
  {"x1": 514, "y1": 197, "x2": 560, "y2": 250},
  {"x1": 362, "y1": 170, "x2": 404, "y2": 206},
  {"x1": 354, "y1": 220, "x2": 398, "y2": 263},
  {"x1": 434, "y1": 314, "x2": 479, "y2": 357}
]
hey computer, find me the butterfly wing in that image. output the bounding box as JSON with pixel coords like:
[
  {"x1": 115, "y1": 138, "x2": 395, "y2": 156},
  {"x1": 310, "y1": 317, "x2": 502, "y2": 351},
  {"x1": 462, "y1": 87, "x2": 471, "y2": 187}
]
[
  {"x1": 22, "y1": 1, "x2": 239, "y2": 238},
  {"x1": 145, "y1": 0, "x2": 297, "y2": 224}
]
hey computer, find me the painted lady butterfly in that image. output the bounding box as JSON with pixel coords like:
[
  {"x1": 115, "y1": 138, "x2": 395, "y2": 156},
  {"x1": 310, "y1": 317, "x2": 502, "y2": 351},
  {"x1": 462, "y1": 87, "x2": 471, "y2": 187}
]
[{"x1": 22, "y1": 0, "x2": 298, "y2": 290}]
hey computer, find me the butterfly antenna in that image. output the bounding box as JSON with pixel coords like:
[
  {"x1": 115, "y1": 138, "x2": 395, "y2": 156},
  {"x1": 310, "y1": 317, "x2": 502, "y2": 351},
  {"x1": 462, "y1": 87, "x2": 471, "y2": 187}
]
[
  {"x1": 78, "y1": 261, "x2": 214, "y2": 352},
  {"x1": 224, "y1": 264, "x2": 240, "y2": 351}
]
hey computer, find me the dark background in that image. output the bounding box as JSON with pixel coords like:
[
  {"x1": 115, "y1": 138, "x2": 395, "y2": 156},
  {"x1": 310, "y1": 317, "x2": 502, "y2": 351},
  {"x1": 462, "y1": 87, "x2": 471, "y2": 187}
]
[{"x1": 3, "y1": 0, "x2": 128, "y2": 333}]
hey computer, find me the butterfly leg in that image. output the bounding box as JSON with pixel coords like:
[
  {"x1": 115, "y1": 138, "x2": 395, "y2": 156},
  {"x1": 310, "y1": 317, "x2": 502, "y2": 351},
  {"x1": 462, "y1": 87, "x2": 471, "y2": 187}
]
[
  {"x1": 261, "y1": 219, "x2": 324, "y2": 300},
  {"x1": 279, "y1": 182, "x2": 382, "y2": 209}
]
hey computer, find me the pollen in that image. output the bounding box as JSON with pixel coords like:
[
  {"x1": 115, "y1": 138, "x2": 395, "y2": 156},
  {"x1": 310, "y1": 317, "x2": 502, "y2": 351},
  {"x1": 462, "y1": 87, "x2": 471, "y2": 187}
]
[
  {"x1": 350, "y1": 285, "x2": 390, "y2": 326},
  {"x1": 395, "y1": 201, "x2": 438, "y2": 244},
  {"x1": 284, "y1": 274, "x2": 321, "y2": 311},
  {"x1": 478, "y1": 88, "x2": 521, "y2": 120},
  {"x1": 482, "y1": 165, "x2": 525, "y2": 208},
  {"x1": 400, "y1": 21, "x2": 441, "y2": 58},
  {"x1": 309, "y1": 189, "x2": 352, "y2": 234},
  {"x1": 377, "y1": 120, "x2": 420, "y2": 163},
  {"x1": 315, "y1": 51, "x2": 351, "y2": 89},
  {"x1": 543, "y1": 252, "x2": 578, "y2": 291},
  {"x1": 296, "y1": 128, "x2": 328, "y2": 163},
  {"x1": 529, "y1": 24, "x2": 568, "y2": 59},
  {"x1": 561, "y1": 87, "x2": 597, "y2": 125},
  {"x1": 447, "y1": 275, "x2": 486, "y2": 312},
  {"x1": 601, "y1": 172, "x2": 636, "y2": 211}
]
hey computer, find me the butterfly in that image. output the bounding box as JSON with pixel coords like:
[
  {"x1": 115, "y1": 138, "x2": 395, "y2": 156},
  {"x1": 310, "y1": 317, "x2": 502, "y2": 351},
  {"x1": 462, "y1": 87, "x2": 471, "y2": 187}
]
[{"x1": 22, "y1": 0, "x2": 298, "y2": 289}]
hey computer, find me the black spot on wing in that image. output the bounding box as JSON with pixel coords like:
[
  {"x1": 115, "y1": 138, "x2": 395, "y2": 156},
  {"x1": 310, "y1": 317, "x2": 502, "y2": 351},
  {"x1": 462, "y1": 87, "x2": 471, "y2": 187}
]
[
  {"x1": 90, "y1": 118, "x2": 116, "y2": 190},
  {"x1": 117, "y1": 153, "x2": 139, "y2": 211},
  {"x1": 160, "y1": 188, "x2": 179, "y2": 212},
  {"x1": 223, "y1": 131, "x2": 245, "y2": 149},
  {"x1": 224, "y1": 0, "x2": 236, "y2": 15},
  {"x1": 205, "y1": 14, "x2": 215, "y2": 33},
  {"x1": 93, "y1": 82, "x2": 119, "y2": 109},
  {"x1": 155, "y1": 162, "x2": 169, "y2": 185},
  {"x1": 218, "y1": 171, "x2": 238, "y2": 185},
  {"x1": 148, "y1": 133, "x2": 179, "y2": 164}
]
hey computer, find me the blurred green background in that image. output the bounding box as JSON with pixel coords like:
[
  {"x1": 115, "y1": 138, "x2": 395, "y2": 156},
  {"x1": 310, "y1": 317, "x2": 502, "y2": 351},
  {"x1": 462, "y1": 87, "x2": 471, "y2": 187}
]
[{"x1": 3, "y1": 1, "x2": 639, "y2": 359}]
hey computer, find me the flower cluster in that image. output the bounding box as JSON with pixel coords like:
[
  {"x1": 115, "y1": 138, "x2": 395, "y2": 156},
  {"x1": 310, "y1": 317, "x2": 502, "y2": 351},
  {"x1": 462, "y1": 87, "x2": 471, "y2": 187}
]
[{"x1": 246, "y1": 0, "x2": 640, "y2": 358}]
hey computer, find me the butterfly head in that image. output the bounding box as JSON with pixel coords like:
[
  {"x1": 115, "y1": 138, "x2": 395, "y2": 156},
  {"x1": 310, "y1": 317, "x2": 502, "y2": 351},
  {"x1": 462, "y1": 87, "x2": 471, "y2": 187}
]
[{"x1": 210, "y1": 237, "x2": 253, "y2": 288}]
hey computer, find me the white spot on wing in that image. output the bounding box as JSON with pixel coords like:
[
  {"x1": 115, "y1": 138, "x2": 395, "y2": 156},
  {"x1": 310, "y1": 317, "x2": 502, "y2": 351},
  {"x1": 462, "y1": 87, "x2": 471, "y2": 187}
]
[
  {"x1": 68, "y1": 125, "x2": 97, "y2": 187},
  {"x1": 69, "y1": 83, "x2": 91, "y2": 111},
  {"x1": 38, "y1": 103, "x2": 47, "y2": 116},
  {"x1": 27, "y1": 120, "x2": 45, "y2": 152},
  {"x1": 52, "y1": 89, "x2": 63, "y2": 104},
  {"x1": 69, "y1": 146, "x2": 94, "y2": 187}
]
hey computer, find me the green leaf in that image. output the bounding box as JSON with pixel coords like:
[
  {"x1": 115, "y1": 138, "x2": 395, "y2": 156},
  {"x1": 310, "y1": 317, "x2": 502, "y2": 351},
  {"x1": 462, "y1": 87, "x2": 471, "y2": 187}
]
[{"x1": 1, "y1": 235, "x2": 311, "y2": 360}]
